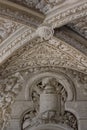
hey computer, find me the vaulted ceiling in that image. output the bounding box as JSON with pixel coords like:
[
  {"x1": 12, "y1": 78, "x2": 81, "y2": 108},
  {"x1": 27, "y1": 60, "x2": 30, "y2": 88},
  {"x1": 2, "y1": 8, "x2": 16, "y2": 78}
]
[
  {"x1": 0, "y1": 0, "x2": 87, "y2": 129},
  {"x1": 0, "y1": 0, "x2": 87, "y2": 73}
]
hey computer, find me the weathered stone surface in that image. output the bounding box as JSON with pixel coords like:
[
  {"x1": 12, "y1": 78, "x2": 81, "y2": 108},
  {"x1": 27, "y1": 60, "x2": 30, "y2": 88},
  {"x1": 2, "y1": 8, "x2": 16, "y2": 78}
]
[{"x1": 0, "y1": 1, "x2": 87, "y2": 130}]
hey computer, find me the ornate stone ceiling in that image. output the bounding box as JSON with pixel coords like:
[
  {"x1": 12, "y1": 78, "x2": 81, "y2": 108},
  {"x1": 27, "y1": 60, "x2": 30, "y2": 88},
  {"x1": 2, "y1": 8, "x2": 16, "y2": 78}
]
[
  {"x1": 0, "y1": 0, "x2": 87, "y2": 130},
  {"x1": 0, "y1": 0, "x2": 87, "y2": 82}
]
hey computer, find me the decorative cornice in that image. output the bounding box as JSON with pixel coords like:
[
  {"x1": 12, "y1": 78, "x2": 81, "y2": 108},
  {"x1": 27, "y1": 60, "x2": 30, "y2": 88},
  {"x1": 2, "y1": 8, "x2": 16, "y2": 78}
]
[{"x1": 44, "y1": 2, "x2": 87, "y2": 28}]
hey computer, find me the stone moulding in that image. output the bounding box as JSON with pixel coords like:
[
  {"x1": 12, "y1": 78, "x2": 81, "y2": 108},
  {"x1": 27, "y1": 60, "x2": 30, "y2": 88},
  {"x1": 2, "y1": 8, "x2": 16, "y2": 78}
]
[
  {"x1": 44, "y1": 2, "x2": 87, "y2": 28},
  {"x1": 0, "y1": 1, "x2": 44, "y2": 27},
  {"x1": 0, "y1": 27, "x2": 35, "y2": 64}
]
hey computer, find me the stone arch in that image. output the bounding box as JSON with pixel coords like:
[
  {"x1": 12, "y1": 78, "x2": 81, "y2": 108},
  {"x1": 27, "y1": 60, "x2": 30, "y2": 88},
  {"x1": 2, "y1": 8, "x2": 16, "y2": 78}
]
[{"x1": 25, "y1": 70, "x2": 76, "y2": 101}]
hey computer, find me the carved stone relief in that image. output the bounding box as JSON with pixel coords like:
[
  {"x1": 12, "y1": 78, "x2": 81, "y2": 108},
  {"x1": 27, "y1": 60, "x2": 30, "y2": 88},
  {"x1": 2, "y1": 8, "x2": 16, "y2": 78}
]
[
  {"x1": 0, "y1": 72, "x2": 24, "y2": 130},
  {"x1": 30, "y1": 78, "x2": 67, "y2": 112},
  {"x1": 0, "y1": 39, "x2": 87, "y2": 78},
  {"x1": 44, "y1": 2, "x2": 87, "y2": 28},
  {"x1": 22, "y1": 77, "x2": 78, "y2": 130},
  {"x1": 0, "y1": 17, "x2": 22, "y2": 44},
  {"x1": 0, "y1": 66, "x2": 87, "y2": 130},
  {"x1": 0, "y1": 1, "x2": 87, "y2": 130}
]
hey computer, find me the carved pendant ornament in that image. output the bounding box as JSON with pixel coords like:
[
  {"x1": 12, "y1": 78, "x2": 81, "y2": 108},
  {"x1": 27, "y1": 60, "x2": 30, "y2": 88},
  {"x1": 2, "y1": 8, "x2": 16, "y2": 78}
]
[{"x1": 22, "y1": 77, "x2": 78, "y2": 130}]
